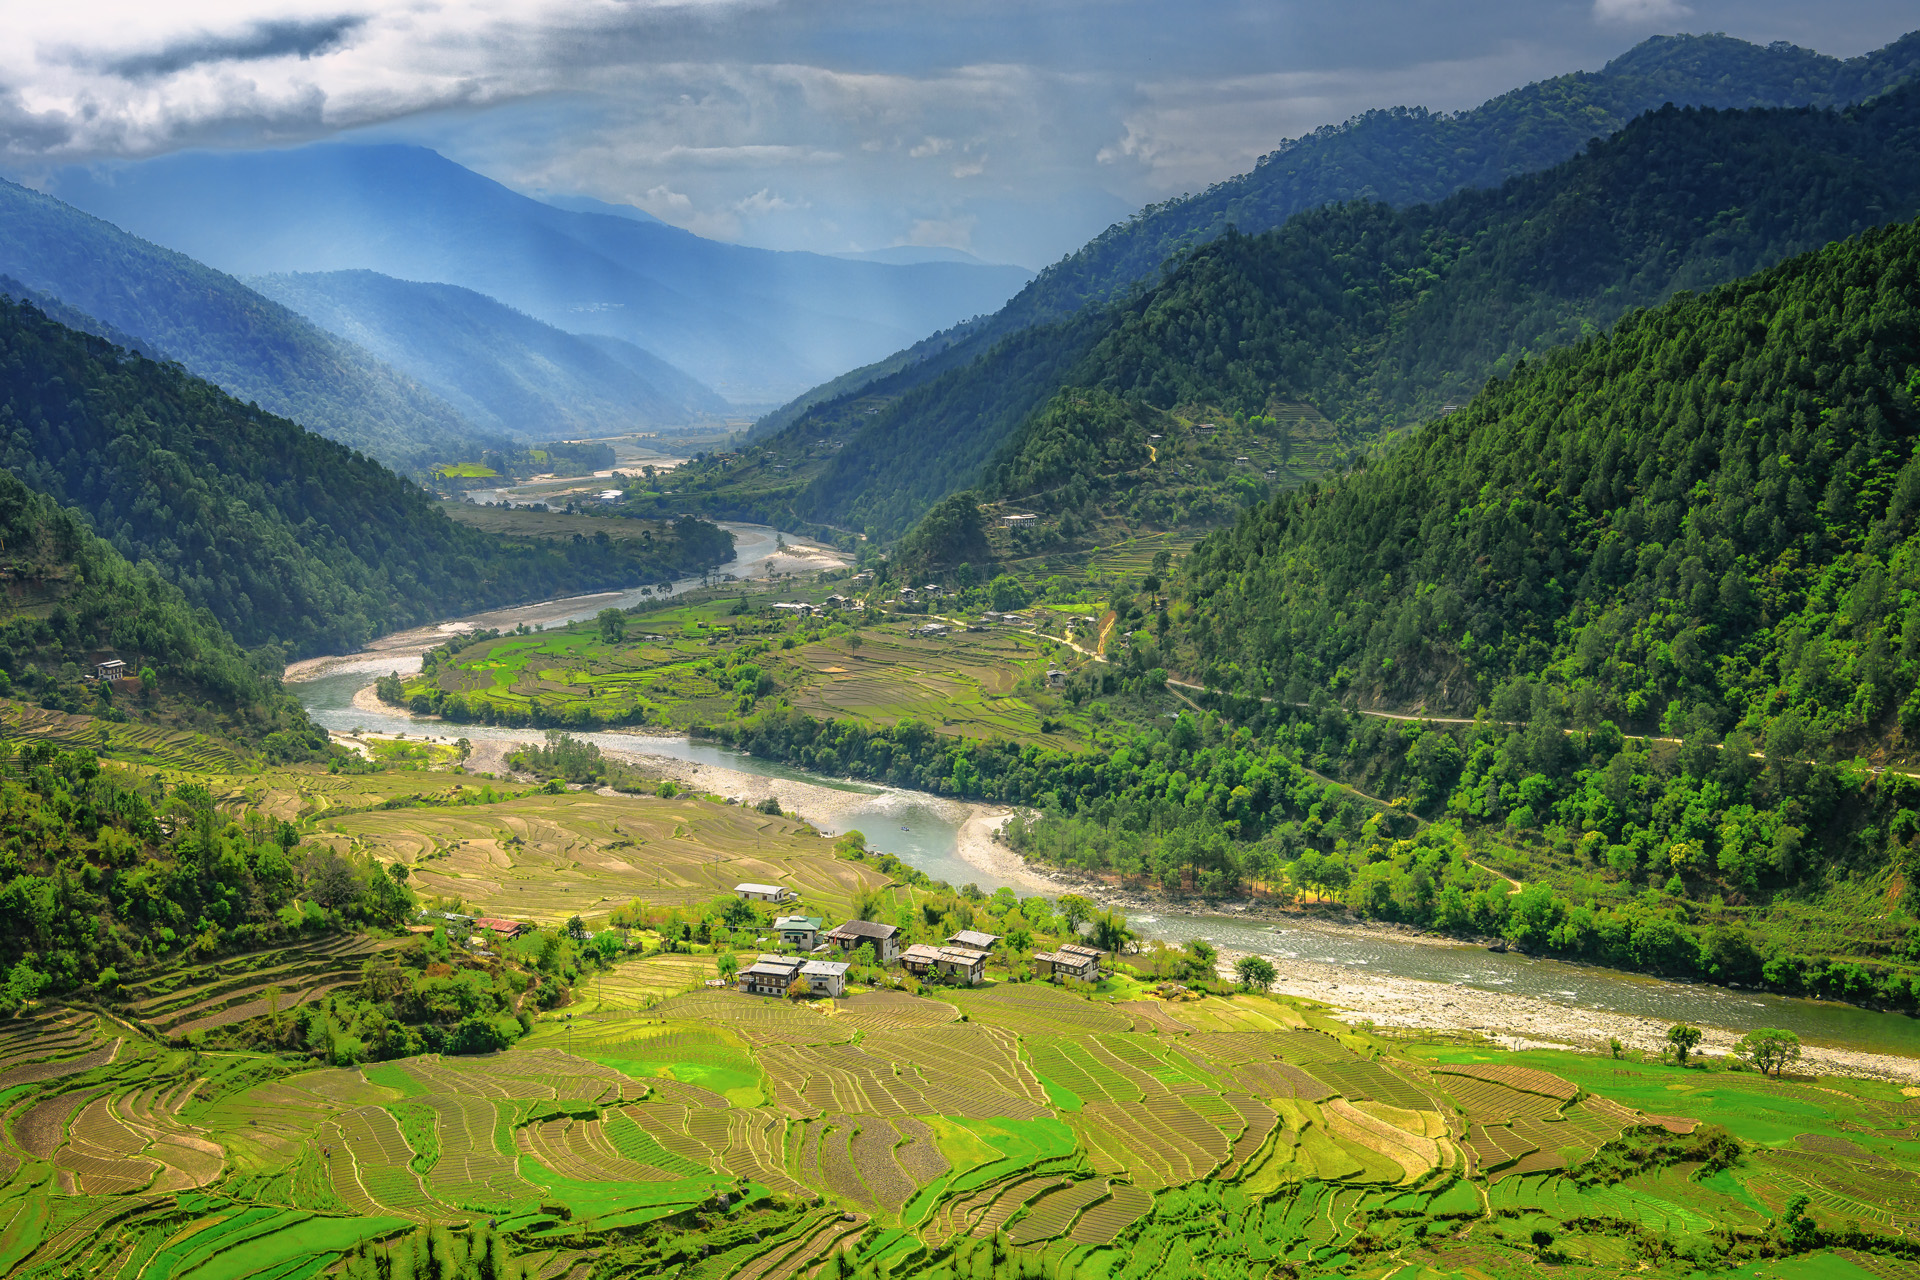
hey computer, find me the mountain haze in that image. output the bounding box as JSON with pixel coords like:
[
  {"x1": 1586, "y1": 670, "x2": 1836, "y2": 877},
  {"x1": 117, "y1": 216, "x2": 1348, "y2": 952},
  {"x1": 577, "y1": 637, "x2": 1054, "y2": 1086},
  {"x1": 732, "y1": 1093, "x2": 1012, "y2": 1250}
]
[
  {"x1": 0, "y1": 177, "x2": 487, "y2": 469},
  {"x1": 250, "y1": 270, "x2": 731, "y2": 439},
  {"x1": 45, "y1": 145, "x2": 1037, "y2": 405}
]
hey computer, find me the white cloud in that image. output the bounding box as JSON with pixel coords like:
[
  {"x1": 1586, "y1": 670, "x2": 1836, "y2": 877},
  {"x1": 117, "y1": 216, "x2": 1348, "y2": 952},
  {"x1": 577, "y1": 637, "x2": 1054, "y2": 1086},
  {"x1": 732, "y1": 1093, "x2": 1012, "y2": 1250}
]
[
  {"x1": 1593, "y1": 0, "x2": 1693, "y2": 23},
  {"x1": 734, "y1": 187, "x2": 806, "y2": 215},
  {"x1": 908, "y1": 135, "x2": 950, "y2": 157},
  {"x1": 903, "y1": 215, "x2": 976, "y2": 250}
]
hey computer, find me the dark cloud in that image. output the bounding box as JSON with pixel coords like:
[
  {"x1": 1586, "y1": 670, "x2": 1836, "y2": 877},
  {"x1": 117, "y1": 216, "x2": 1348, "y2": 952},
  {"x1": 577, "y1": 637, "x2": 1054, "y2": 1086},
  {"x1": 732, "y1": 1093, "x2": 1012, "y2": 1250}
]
[{"x1": 100, "y1": 16, "x2": 365, "y2": 81}]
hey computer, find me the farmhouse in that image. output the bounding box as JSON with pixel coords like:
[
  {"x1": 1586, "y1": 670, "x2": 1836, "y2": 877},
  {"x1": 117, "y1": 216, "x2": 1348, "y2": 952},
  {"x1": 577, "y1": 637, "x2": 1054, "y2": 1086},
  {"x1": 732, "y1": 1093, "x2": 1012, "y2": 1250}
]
[
  {"x1": 912, "y1": 623, "x2": 949, "y2": 637},
  {"x1": 948, "y1": 930, "x2": 1001, "y2": 951},
  {"x1": 799, "y1": 959, "x2": 851, "y2": 998},
  {"x1": 735, "y1": 882, "x2": 797, "y2": 904},
  {"x1": 824, "y1": 594, "x2": 850, "y2": 608},
  {"x1": 1002, "y1": 513, "x2": 1038, "y2": 526},
  {"x1": 901, "y1": 945, "x2": 989, "y2": 984},
  {"x1": 471, "y1": 916, "x2": 527, "y2": 940},
  {"x1": 921, "y1": 584, "x2": 945, "y2": 598},
  {"x1": 824, "y1": 919, "x2": 900, "y2": 963},
  {"x1": 1046, "y1": 669, "x2": 1066, "y2": 689},
  {"x1": 93, "y1": 659, "x2": 127, "y2": 681},
  {"x1": 772, "y1": 915, "x2": 823, "y2": 949},
  {"x1": 739, "y1": 954, "x2": 804, "y2": 996},
  {"x1": 1034, "y1": 943, "x2": 1102, "y2": 983},
  {"x1": 772, "y1": 601, "x2": 816, "y2": 616}
]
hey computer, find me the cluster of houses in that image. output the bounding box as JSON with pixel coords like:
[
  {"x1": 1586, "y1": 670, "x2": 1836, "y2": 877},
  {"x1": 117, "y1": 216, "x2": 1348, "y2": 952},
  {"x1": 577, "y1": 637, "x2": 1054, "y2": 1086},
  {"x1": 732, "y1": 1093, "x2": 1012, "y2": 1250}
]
[{"x1": 728, "y1": 884, "x2": 1103, "y2": 998}]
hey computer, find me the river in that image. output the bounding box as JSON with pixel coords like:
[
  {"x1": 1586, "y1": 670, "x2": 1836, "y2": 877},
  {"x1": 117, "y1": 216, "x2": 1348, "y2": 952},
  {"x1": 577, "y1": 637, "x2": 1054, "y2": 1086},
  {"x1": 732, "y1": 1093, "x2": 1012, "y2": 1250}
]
[{"x1": 286, "y1": 525, "x2": 1920, "y2": 1060}]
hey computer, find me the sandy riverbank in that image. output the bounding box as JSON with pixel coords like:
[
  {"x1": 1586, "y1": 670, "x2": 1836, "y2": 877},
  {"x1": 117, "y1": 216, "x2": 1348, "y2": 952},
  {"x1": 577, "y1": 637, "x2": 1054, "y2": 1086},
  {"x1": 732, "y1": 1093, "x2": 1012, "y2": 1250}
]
[{"x1": 1213, "y1": 950, "x2": 1920, "y2": 1084}]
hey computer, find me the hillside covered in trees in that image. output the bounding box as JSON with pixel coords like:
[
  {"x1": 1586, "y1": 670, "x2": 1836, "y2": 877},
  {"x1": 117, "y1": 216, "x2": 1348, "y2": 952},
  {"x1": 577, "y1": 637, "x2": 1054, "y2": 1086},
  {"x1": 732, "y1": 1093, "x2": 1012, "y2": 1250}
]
[
  {"x1": 741, "y1": 30, "x2": 1920, "y2": 453},
  {"x1": 668, "y1": 81, "x2": 1920, "y2": 542},
  {"x1": 1019, "y1": 211, "x2": 1920, "y2": 998},
  {"x1": 0, "y1": 294, "x2": 735, "y2": 657},
  {"x1": 0, "y1": 466, "x2": 325, "y2": 755}
]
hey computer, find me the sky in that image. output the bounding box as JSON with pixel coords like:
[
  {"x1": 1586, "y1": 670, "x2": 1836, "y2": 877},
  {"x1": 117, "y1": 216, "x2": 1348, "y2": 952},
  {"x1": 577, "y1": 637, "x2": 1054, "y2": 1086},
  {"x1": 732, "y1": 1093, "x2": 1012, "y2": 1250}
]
[{"x1": 2, "y1": 0, "x2": 1914, "y2": 268}]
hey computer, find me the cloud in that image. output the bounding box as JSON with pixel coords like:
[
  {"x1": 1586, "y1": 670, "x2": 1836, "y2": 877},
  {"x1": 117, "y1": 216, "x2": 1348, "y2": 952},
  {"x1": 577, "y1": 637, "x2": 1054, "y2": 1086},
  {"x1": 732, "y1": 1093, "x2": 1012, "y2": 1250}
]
[
  {"x1": 734, "y1": 187, "x2": 806, "y2": 215},
  {"x1": 96, "y1": 16, "x2": 366, "y2": 80},
  {"x1": 903, "y1": 215, "x2": 977, "y2": 250},
  {"x1": 909, "y1": 135, "x2": 950, "y2": 157},
  {"x1": 1592, "y1": 0, "x2": 1692, "y2": 22}
]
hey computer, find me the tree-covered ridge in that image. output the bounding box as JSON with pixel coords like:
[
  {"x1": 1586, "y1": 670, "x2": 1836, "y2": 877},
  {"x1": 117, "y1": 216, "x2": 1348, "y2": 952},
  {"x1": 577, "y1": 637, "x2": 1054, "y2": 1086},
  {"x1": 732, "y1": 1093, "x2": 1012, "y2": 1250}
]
[
  {"x1": 0, "y1": 294, "x2": 735, "y2": 657},
  {"x1": 1178, "y1": 214, "x2": 1920, "y2": 754},
  {"x1": 726, "y1": 82, "x2": 1920, "y2": 541},
  {"x1": 0, "y1": 465, "x2": 324, "y2": 755},
  {"x1": 739, "y1": 30, "x2": 1920, "y2": 475},
  {"x1": 0, "y1": 177, "x2": 486, "y2": 470},
  {"x1": 998, "y1": 30, "x2": 1920, "y2": 330}
]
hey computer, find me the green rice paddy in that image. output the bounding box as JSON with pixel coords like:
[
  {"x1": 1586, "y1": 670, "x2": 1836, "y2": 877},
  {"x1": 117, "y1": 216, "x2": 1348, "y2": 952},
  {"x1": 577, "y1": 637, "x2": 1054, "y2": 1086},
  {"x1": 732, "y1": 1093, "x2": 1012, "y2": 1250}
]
[{"x1": 3, "y1": 975, "x2": 1915, "y2": 1279}]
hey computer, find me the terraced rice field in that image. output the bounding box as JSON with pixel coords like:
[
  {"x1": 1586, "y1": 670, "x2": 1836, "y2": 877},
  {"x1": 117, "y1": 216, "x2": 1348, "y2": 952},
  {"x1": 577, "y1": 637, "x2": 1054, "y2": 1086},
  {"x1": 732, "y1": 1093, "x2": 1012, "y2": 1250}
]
[
  {"x1": 0, "y1": 987, "x2": 1913, "y2": 1278},
  {"x1": 312, "y1": 789, "x2": 893, "y2": 923}
]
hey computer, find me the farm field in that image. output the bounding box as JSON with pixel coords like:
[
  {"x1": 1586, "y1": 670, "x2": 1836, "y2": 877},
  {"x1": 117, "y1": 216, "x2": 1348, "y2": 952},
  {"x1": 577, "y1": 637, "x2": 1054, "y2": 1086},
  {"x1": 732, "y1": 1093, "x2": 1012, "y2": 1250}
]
[
  {"x1": 1, "y1": 980, "x2": 1913, "y2": 1279},
  {"x1": 308, "y1": 787, "x2": 899, "y2": 923},
  {"x1": 396, "y1": 604, "x2": 1093, "y2": 749}
]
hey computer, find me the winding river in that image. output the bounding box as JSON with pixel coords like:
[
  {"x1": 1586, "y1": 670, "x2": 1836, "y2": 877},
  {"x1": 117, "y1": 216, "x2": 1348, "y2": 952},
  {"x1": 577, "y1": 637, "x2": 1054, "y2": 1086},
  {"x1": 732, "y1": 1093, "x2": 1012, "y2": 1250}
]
[{"x1": 287, "y1": 524, "x2": 1920, "y2": 1059}]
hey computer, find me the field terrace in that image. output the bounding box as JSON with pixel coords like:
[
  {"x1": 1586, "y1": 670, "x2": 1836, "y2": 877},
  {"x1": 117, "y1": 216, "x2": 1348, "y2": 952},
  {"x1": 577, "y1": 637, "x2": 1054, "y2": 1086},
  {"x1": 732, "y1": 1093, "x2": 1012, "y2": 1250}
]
[
  {"x1": 3, "y1": 957, "x2": 1920, "y2": 1279},
  {"x1": 308, "y1": 789, "x2": 896, "y2": 924}
]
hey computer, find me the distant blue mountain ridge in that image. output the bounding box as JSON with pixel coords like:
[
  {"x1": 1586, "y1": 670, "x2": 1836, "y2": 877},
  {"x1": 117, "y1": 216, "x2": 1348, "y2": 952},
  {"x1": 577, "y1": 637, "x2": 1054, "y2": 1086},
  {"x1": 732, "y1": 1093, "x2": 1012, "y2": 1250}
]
[
  {"x1": 45, "y1": 145, "x2": 1037, "y2": 406},
  {"x1": 248, "y1": 269, "x2": 733, "y2": 439}
]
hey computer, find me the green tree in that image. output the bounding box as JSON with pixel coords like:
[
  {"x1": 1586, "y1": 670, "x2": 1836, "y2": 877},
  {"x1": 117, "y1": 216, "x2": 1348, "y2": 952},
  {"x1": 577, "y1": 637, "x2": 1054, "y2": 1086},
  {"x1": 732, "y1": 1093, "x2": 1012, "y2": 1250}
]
[
  {"x1": 597, "y1": 608, "x2": 627, "y2": 644},
  {"x1": 717, "y1": 952, "x2": 739, "y2": 982},
  {"x1": 1735, "y1": 1027, "x2": 1802, "y2": 1076},
  {"x1": 1667, "y1": 1023, "x2": 1703, "y2": 1064},
  {"x1": 1234, "y1": 955, "x2": 1277, "y2": 992}
]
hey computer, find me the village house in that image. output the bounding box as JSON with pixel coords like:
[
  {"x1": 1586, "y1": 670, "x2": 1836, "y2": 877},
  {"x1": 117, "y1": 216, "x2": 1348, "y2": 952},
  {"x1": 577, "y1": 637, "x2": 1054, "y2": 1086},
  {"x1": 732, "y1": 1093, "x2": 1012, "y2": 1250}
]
[
  {"x1": 921, "y1": 584, "x2": 945, "y2": 599},
  {"x1": 734, "y1": 882, "x2": 797, "y2": 904},
  {"x1": 772, "y1": 601, "x2": 816, "y2": 616},
  {"x1": 912, "y1": 623, "x2": 949, "y2": 638},
  {"x1": 471, "y1": 916, "x2": 527, "y2": 940},
  {"x1": 948, "y1": 930, "x2": 1001, "y2": 951},
  {"x1": 1033, "y1": 942, "x2": 1103, "y2": 983},
  {"x1": 897, "y1": 586, "x2": 919, "y2": 603},
  {"x1": 799, "y1": 959, "x2": 851, "y2": 998},
  {"x1": 824, "y1": 594, "x2": 850, "y2": 608},
  {"x1": 773, "y1": 915, "x2": 823, "y2": 949},
  {"x1": 93, "y1": 659, "x2": 127, "y2": 681},
  {"x1": 824, "y1": 919, "x2": 901, "y2": 963},
  {"x1": 738, "y1": 954, "x2": 804, "y2": 996},
  {"x1": 1046, "y1": 668, "x2": 1066, "y2": 689},
  {"x1": 1001, "y1": 513, "x2": 1038, "y2": 526},
  {"x1": 901, "y1": 945, "x2": 989, "y2": 985}
]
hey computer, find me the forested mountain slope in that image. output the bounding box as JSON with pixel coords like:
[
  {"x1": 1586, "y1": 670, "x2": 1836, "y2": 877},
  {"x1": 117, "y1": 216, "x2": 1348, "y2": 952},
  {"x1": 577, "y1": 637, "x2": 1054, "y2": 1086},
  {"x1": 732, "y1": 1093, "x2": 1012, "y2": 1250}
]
[
  {"x1": 0, "y1": 295, "x2": 733, "y2": 658},
  {"x1": 1177, "y1": 215, "x2": 1920, "y2": 760},
  {"x1": 745, "y1": 29, "x2": 1920, "y2": 448},
  {"x1": 682, "y1": 84, "x2": 1920, "y2": 539},
  {"x1": 0, "y1": 179, "x2": 485, "y2": 470},
  {"x1": 250, "y1": 270, "x2": 731, "y2": 438},
  {"x1": 0, "y1": 467, "x2": 324, "y2": 756}
]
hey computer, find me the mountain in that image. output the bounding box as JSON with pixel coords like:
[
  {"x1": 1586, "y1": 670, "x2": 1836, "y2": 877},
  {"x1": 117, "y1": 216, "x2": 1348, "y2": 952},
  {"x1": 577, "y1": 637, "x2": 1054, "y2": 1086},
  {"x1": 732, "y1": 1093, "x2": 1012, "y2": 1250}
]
[
  {"x1": 1174, "y1": 211, "x2": 1920, "y2": 749},
  {"x1": 0, "y1": 466, "x2": 325, "y2": 757},
  {"x1": 0, "y1": 178, "x2": 487, "y2": 470},
  {"x1": 743, "y1": 30, "x2": 1920, "y2": 454},
  {"x1": 663, "y1": 79, "x2": 1920, "y2": 541},
  {"x1": 249, "y1": 270, "x2": 731, "y2": 439},
  {"x1": 0, "y1": 291, "x2": 734, "y2": 658},
  {"x1": 43, "y1": 145, "x2": 1037, "y2": 405}
]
